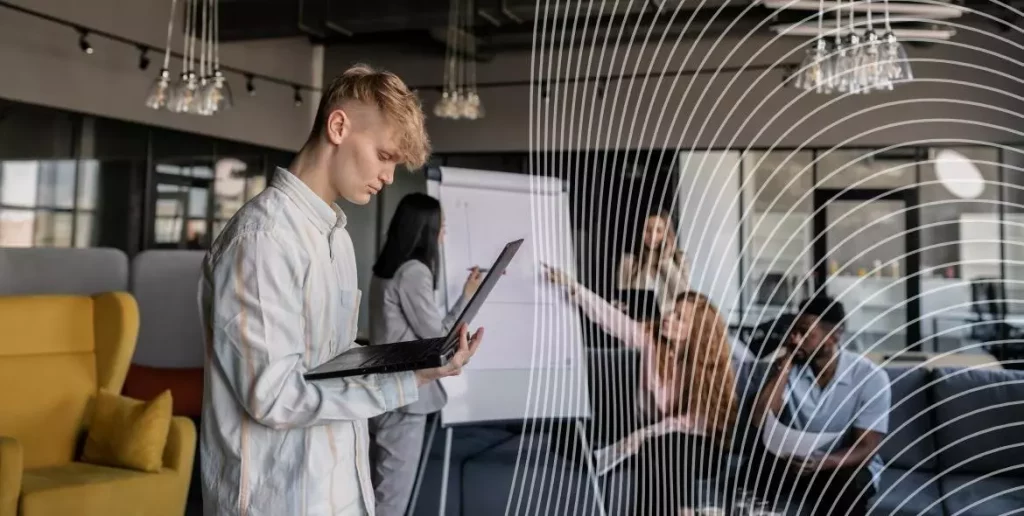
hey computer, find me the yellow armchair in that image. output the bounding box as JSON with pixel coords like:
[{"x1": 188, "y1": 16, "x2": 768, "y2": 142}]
[
  {"x1": 0, "y1": 293, "x2": 196, "y2": 516},
  {"x1": 0, "y1": 437, "x2": 22, "y2": 516}
]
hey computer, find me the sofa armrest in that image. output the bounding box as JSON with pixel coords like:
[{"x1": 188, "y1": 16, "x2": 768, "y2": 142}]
[
  {"x1": 163, "y1": 416, "x2": 196, "y2": 474},
  {"x1": 0, "y1": 436, "x2": 23, "y2": 516}
]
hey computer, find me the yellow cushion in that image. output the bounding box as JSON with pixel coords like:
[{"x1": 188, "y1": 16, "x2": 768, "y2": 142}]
[
  {"x1": 21, "y1": 462, "x2": 178, "y2": 516},
  {"x1": 81, "y1": 390, "x2": 173, "y2": 473}
]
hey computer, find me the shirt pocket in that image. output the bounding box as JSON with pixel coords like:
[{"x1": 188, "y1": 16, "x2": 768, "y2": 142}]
[{"x1": 338, "y1": 289, "x2": 362, "y2": 346}]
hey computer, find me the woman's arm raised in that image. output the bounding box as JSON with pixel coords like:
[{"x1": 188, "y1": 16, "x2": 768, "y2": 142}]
[{"x1": 543, "y1": 264, "x2": 646, "y2": 348}]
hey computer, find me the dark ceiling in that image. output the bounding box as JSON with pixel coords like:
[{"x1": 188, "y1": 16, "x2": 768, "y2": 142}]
[
  {"x1": 216, "y1": 0, "x2": 1011, "y2": 58},
  {"x1": 219, "y1": 0, "x2": 778, "y2": 54}
]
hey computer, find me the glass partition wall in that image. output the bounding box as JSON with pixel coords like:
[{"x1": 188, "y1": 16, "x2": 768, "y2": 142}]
[
  {"x1": 399, "y1": 147, "x2": 1024, "y2": 357},
  {"x1": 0, "y1": 98, "x2": 292, "y2": 255},
  {"x1": 740, "y1": 145, "x2": 1019, "y2": 355},
  {"x1": 4, "y1": 96, "x2": 1024, "y2": 356}
]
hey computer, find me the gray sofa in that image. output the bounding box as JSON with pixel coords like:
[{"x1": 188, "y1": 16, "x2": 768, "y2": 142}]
[
  {"x1": 409, "y1": 349, "x2": 1024, "y2": 515},
  {"x1": 825, "y1": 364, "x2": 1024, "y2": 516},
  {"x1": 734, "y1": 361, "x2": 1024, "y2": 516}
]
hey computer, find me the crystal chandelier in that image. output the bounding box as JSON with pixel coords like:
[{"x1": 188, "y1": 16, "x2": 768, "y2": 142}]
[
  {"x1": 792, "y1": 0, "x2": 914, "y2": 95},
  {"x1": 434, "y1": 0, "x2": 485, "y2": 120}
]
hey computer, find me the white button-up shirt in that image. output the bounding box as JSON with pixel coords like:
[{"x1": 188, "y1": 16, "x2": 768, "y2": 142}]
[{"x1": 199, "y1": 167, "x2": 419, "y2": 516}]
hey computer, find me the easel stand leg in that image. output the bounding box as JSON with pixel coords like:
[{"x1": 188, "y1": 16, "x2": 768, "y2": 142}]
[
  {"x1": 407, "y1": 414, "x2": 439, "y2": 515},
  {"x1": 438, "y1": 426, "x2": 454, "y2": 516},
  {"x1": 575, "y1": 419, "x2": 608, "y2": 516}
]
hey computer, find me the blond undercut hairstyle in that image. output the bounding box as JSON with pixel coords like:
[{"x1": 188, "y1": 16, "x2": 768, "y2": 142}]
[{"x1": 312, "y1": 64, "x2": 431, "y2": 169}]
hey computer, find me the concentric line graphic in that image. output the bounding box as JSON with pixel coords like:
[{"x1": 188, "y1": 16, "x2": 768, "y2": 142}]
[{"x1": 477, "y1": 0, "x2": 1024, "y2": 515}]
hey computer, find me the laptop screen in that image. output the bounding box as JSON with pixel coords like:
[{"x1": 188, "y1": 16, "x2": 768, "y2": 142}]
[{"x1": 444, "y1": 239, "x2": 524, "y2": 343}]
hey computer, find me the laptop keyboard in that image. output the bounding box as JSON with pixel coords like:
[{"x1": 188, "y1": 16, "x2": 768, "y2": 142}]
[{"x1": 358, "y1": 337, "x2": 449, "y2": 369}]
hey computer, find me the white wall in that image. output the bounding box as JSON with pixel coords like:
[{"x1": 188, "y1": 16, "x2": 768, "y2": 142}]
[
  {"x1": 0, "y1": 0, "x2": 319, "y2": 151},
  {"x1": 677, "y1": 151, "x2": 742, "y2": 321}
]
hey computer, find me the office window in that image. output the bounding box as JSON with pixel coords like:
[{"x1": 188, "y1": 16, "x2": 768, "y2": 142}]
[
  {"x1": 918, "y1": 147, "x2": 1001, "y2": 279},
  {"x1": 1002, "y1": 147, "x2": 1024, "y2": 316},
  {"x1": 0, "y1": 97, "x2": 291, "y2": 253},
  {"x1": 0, "y1": 160, "x2": 87, "y2": 247},
  {"x1": 86, "y1": 116, "x2": 148, "y2": 252},
  {"x1": 0, "y1": 100, "x2": 82, "y2": 248},
  {"x1": 816, "y1": 148, "x2": 916, "y2": 189},
  {"x1": 741, "y1": 150, "x2": 814, "y2": 309},
  {"x1": 213, "y1": 141, "x2": 269, "y2": 241},
  {"x1": 149, "y1": 129, "x2": 216, "y2": 249}
]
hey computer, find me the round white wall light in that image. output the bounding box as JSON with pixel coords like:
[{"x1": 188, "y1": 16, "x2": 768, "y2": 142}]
[{"x1": 935, "y1": 149, "x2": 985, "y2": 199}]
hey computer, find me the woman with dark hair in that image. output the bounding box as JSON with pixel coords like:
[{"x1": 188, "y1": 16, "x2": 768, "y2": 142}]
[
  {"x1": 367, "y1": 193, "x2": 483, "y2": 516},
  {"x1": 618, "y1": 211, "x2": 692, "y2": 312}
]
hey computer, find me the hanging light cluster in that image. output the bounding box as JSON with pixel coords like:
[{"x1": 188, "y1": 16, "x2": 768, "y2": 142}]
[
  {"x1": 434, "y1": 0, "x2": 485, "y2": 120},
  {"x1": 146, "y1": 0, "x2": 233, "y2": 114},
  {"x1": 793, "y1": 0, "x2": 913, "y2": 94}
]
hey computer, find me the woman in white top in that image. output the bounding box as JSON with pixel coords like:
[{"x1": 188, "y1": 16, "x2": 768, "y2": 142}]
[{"x1": 618, "y1": 211, "x2": 691, "y2": 311}]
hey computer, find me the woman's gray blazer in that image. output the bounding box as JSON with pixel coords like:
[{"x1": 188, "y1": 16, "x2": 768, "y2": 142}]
[{"x1": 367, "y1": 260, "x2": 468, "y2": 414}]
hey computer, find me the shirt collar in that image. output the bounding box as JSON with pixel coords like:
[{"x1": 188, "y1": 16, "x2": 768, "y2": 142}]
[
  {"x1": 792, "y1": 351, "x2": 851, "y2": 388},
  {"x1": 832, "y1": 350, "x2": 852, "y2": 386},
  {"x1": 271, "y1": 167, "x2": 347, "y2": 233}
]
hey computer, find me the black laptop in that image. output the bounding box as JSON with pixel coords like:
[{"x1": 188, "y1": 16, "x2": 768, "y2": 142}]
[{"x1": 304, "y1": 238, "x2": 524, "y2": 380}]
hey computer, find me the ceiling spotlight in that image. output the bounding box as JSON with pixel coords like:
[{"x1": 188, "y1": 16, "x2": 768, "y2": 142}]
[
  {"x1": 246, "y1": 75, "x2": 255, "y2": 96},
  {"x1": 293, "y1": 86, "x2": 303, "y2": 107},
  {"x1": 137, "y1": 46, "x2": 150, "y2": 70},
  {"x1": 78, "y1": 30, "x2": 93, "y2": 55}
]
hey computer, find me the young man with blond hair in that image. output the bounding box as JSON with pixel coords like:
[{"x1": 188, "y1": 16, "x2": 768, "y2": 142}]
[{"x1": 199, "y1": 64, "x2": 484, "y2": 516}]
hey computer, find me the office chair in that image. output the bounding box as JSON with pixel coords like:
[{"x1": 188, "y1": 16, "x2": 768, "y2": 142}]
[
  {"x1": 970, "y1": 279, "x2": 1024, "y2": 370},
  {"x1": 969, "y1": 280, "x2": 1002, "y2": 343}
]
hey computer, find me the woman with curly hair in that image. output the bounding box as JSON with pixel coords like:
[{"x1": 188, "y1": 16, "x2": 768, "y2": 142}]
[{"x1": 544, "y1": 265, "x2": 739, "y2": 514}]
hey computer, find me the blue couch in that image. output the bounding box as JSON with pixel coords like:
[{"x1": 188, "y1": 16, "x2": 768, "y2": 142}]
[{"x1": 407, "y1": 349, "x2": 1024, "y2": 515}]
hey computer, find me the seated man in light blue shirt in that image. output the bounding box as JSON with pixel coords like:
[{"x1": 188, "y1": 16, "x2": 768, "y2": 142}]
[{"x1": 748, "y1": 296, "x2": 891, "y2": 516}]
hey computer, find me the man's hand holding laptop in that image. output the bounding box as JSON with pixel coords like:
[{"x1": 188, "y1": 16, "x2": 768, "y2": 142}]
[{"x1": 413, "y1": 323, "x2": 484, "y2": 386}]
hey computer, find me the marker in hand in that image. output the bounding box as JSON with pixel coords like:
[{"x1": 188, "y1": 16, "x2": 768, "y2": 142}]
[{"x1": 466, "y1": 266, "x2": 505, "y2": 275}]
